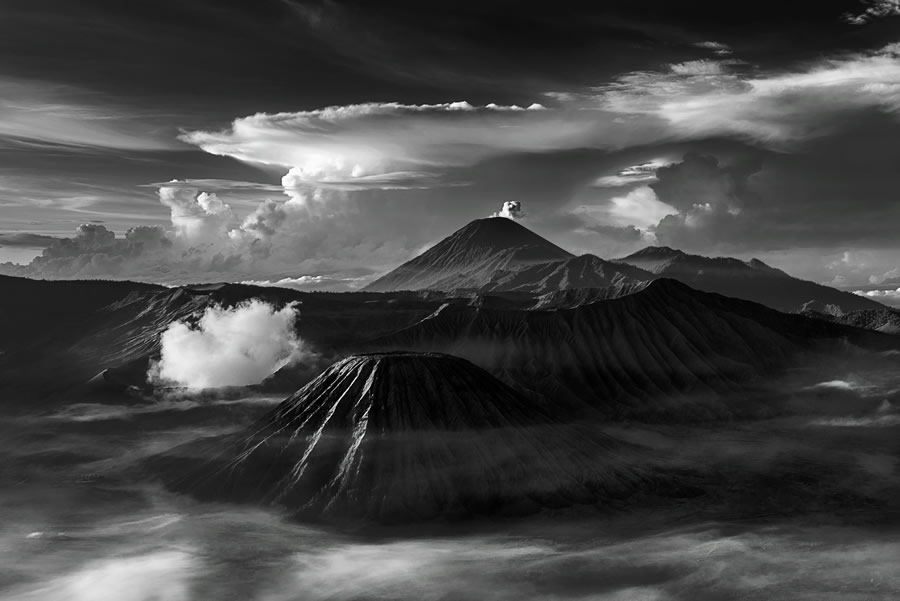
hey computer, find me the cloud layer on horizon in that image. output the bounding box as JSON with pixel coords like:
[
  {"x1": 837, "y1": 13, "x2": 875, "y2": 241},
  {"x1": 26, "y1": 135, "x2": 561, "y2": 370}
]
[{"x1": 3, "y1": 34, "x2": 900, "y2": 287}]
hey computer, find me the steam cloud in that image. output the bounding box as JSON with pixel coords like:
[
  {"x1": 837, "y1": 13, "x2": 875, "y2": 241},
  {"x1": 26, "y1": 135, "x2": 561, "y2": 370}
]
[
  {"x1": 150, "y1": 300, "x2": 307, "y2": 390},
  {"x1": 492, "y1": 200, "x2": 524, "y2": 219}
]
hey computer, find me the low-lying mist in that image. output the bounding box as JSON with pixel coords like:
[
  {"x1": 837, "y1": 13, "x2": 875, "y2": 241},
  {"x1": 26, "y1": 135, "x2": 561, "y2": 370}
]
[
  {"x1": 1, "y1": 347, "x2": 899, "y2": 600},
  {"x1": 5, "y1": 492, "x2": 900, "y2": 601}
]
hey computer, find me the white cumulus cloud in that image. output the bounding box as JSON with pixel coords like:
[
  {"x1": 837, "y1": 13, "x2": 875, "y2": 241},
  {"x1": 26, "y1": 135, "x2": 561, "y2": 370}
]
[
  {"x1": 150, "y1": 300, "x2": 308, "y2": 390},
  {"x1": 854, "y1": 288, "x2": 900, "y2": 307}
]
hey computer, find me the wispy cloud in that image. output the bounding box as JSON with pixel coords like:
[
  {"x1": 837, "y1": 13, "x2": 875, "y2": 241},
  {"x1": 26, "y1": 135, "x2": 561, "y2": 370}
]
[
  {"x1": 0, "y1": 77, "x2": 179, "y2": 151},
  {"x1": 179, "y1": 101, "x2": 585, "y2": 189},
  {"x1": 694, "y1": 41, "x2": 733, "y2": 56},
  {"x1": 591, "y1": 159, "x2": 674, "y2": 187},
  {"x1": 845, "y1": 0, "x2": 900, "y2": 24},
  {"x1": 869, "y1": 267, "x2": 900, "y2": 285},
  {"x1": 181, "y1": 42, "x2": 900, "y2": 195},
  {"x1": 595, "y1": 42, "x2": 900, "y2": 146},
  {"x1": 241, "y1": 275, "x2": 367, "y2": 291},
  {"x1": 0, "y1": 232, "x2": 56, "y2": 247}
]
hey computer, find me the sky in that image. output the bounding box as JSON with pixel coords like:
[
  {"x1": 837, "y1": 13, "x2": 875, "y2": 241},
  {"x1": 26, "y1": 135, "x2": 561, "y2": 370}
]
[{"x1": 0, "y1": 0, "x2": 898, "y2": 298}]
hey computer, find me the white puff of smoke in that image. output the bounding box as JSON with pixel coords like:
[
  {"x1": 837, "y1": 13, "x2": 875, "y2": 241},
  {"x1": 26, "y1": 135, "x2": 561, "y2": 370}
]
[
  {"x1": 491, "y1": 200, "x2": 524, "y2": 219},
  {"x1": 150, "y1": 300, "x2": 307, "y2": 390}
]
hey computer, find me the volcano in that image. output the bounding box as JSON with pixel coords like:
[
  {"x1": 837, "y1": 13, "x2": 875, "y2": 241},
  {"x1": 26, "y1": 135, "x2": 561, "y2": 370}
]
[
  {"x1": 617, "y1": 247, "x2": 883, "y2": 314},
  {"x1": 152, "y1": 352, "x2": 643, "y2": 522},
  {"x1": 363, "y1": 217, "x2": 574, "y2": 292}
]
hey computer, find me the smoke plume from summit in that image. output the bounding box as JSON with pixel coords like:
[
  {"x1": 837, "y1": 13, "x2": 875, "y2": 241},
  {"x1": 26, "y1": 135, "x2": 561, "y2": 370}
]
[{"x1": 492, "y1": 201, "x2": 525, "y2": 219}]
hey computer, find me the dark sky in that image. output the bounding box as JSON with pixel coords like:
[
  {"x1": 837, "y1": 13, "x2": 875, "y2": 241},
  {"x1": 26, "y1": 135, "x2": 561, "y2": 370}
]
[{"x1": 1, "y1": 0, "x2": 899, "y2": 295}]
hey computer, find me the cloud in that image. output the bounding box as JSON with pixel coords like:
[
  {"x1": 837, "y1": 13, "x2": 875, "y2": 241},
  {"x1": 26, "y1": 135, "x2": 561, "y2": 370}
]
[
  {"x1": 553, "y1": 195, "x2": 663, "y2": 258},
  {"x1": 596, "y1": 185, "x2": 677, "y2": 230},
  {"x1": 648, "y1": 153, "x2": 763, "y2": 252},
  {"x1": 854, "y1": 288, "x2": 900, "y2": 307},
  {"x1": 845, "y1": 0, "x2": 900, "y2": 24},
  {"x1": 0, "y1": 181, "x2": 419, "y2": 286},
  {"x1": 669, "y1": 60, "x2": 731, "y2": 76},
  {"x1": 591, "y1": 159, "x2": 673, "y2": 187},
  {"x1": 596, "y1": 42, "x2": 900, "y2": 146},
  {"x1": 694, "y1": 41, "x2": 733, "y2": 56},
  {"x1": 5, "y1": 550, "x2": 194, "y2": 601},
  {"x1": 0, "y1": 223, "x2": 172, "y2": 279},
  {"x1": 240, "y1": 275, "x2": 367, "y2": 291},
  {"x1": 810, "y1": 380, "x2": 858, "y2": 392},
  {"x1": 491, "y1": 200, "x2": 525, "y2": 219},
  {"x1": 7, "y1": 40, "x2": 900, "y2": 286},
  {"x1": 580, "y1": 223, "x2": 648, "y2": 245},
  {"x1": 180, "y1": 101, "x2": 558, "y2": 188},
  {"x1": 158, "y1": 186, "x2": 235, "y2": 244},
  {"x1": 150, "y1": 300, "x2": 309, "y2": 390},
  {"x1": 0, "y1": 232, "x2": 57, "y2": 247},
  {"x1": 0, "y1": 77, "x2": 178, "y2": 151},
  {"x1": 870, "y1": 267, "x2": 900, "y2": 285}
]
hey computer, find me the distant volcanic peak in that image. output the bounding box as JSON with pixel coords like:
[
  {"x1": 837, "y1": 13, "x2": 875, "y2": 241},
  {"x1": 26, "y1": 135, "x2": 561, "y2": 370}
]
[
  {"x1": 625, "y1": 246, "x2": 685, "y2": 259},
  {"x1": 620, "y1": 247, "x2": 785, "y2": 279},
  {"x1": 618, "y1": 250, "x2": 883, "y2": 313},
  {"x1": 363, "y1": 217, "x2": 573, "y2": 292},
  {"x1": 268, "y1": 351, "x2": 550, "y2": 433},
  {"x1": 624, "y1": 248, "x2": 778, "y2": 273},
  {"x1": 442, "y1": 217, "x2": 572, "y2": 258}
]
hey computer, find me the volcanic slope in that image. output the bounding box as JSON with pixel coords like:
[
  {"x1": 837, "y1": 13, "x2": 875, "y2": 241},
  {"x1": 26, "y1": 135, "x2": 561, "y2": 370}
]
[
  {"x1": 810, "y1": 307, "x2": 900, "y2": 335},
  {"x1": 617, "y1": 247, "x2": 884, "y2": 314},
  {"x1": 363, "y1": 217, "x2": 574, "y2": 292},
  {"x1": 369, "y1": 279, "x2": 899, "y2": 420},
  {"x1": 152, "y1": 352, "x2": 645, "y2": 522},
  {"x1": 481, "y1": 253, "x2": 655, "y2": 295}
]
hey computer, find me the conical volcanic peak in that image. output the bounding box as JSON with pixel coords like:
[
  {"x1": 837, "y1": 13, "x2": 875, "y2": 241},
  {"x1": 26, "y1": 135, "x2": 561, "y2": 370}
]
[
  {"x1": 364, "y1": 217, "x2": 573, "y2": 292},
  {"x1": 265, "y1": 351, "x2": 552, "y2": 432},
  {"x1": 151, "y1": 351, "x2": 642, "y2": 522},
  {"x1": 439, "y1": 217, "x2": 571, "y2": 257}
]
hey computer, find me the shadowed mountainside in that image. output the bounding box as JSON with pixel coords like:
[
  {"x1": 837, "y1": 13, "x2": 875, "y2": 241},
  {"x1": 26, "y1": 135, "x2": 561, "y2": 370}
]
[
  {"x1": 805, "y1": 306, "x2": 900, "y2": 335},
  {"x1": 0, "y1": 274, "x2": 455, "y2": 402},
  {"x1": 480, "y1": 253, "x2": 655, "y2": 294},
  {"x1": 368, "y1": 279, "x2": 899, "y2": 420},
  {"x1": 617, "y1": 246, "x2": 883, "y2": 314},
  {"x1": 150, "y1": 352, "x2": 647, "y2": 522},
  {"x1": 2, "y1": 273, "x2": 896, "y2": 417}
]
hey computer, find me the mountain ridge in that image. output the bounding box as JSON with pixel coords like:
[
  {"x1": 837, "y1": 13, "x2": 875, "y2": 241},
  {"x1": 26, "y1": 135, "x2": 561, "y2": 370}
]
[
  {"x1": 363, "y1": 218, "x2": 885, "y2": 315},
  {"x1": 616, "y1": 246, "x2": 882, "y2": 313},
  {"x1": 367, "y1": 278, "x2": 898, "y2": 419}
]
